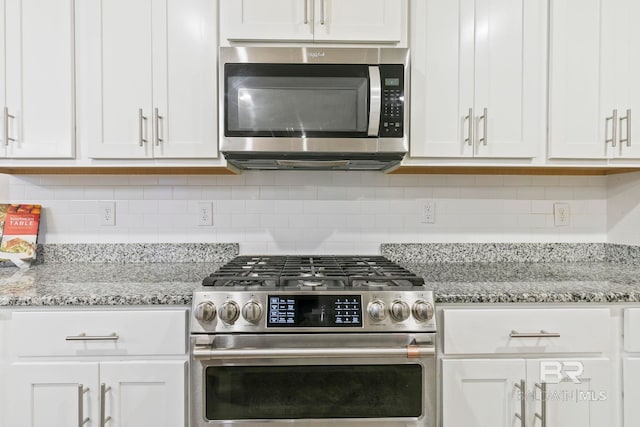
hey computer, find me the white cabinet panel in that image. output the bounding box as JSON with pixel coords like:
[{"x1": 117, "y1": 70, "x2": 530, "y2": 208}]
[
  {"x1": 3, "y1": 0, "x2": 75, "y2": 158},
  {"x1": 548, "y1": 0, "x2": 606, "y2": 159},
  {"x1": 219, "y1": 0, "x2": 313, "y2": 42},
  {"x1": 409, "y1": 0, "x2": 543, "y2": 160},
  {"x1": 7, "y1": 362, "x2": 98, "y2": 427},
  {"x1": 624, "y1": 357, "x2": 640, "y2": 426},
  {"x1": 219, "y1": 0, "x2": 402, "y2": 44},
  {"x1": 11, "y1": 310, "x2": 187, "y2": 357},
  {"x1": 80, "y1": 0, "x2": 218, "y2": 159},
  {"x1": 100, "y1": 361, "x2": 186, "y2": 427},
  {"x1": 442, "y1": 359, "x2": 525, "y2": 427},
  {"x1": 313, "y1": 0, "x2": 402, "y2": 43},
  {"x1": 549, "y1": 0, "x2": 640, "y2": 160},
  {"x1": 443, "y1": 308, "x2": 610, "y2": 355}
]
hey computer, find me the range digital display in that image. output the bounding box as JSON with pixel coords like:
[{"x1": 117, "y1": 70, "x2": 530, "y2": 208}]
[{"x1": 267, "y1": 295, "x2": 362, "y2": 327}]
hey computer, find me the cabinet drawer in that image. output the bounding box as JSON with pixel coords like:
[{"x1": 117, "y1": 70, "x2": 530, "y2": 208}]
[
  {"x1": 624, "y1": 309, "x2": 640, "y2": 352},
  {"x1": 443, "y1": 308, "x2": 610, "y2": 355},
  {"x1": 11, "y1": 310, "x2": 187, "y2": 357}
]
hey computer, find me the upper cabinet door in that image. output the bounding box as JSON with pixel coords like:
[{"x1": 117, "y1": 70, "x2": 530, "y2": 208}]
[
  {"x1": 313, "y1": 0, "x2": 403, "y2": 43},
  {"x1": 611, "y1": 0, "x2": 640, "y2": 159},
  {"x1": 473, "y1": 0, "x2": 543, "y2": 159},
  {"x1": 81, "y1": 0, "x2": 153, "y2": 159},
  {"x1": 219, "y1": 0, "x2": 314, "y2": 42},
  {"x1": 153, "y1": 0, "x2": 218, "y2": 158},
  {"x1": 409, "y1": 0, "x2": 474, "y2": 157},
  {"x1": 548, "y1": 0, "x2": 609, "y2": 159},
  {"x1": 410, "y1": 0, "x2": 544, "y2": 159},
  {"x1": 4, "y1": 0, "x2": 75, "y2": 158}
]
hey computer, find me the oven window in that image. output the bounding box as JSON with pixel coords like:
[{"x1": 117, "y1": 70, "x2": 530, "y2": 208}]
[
  {"x1": 205, "y1": 364, "x2": 422, "y2": 420},
  {"x1": 225, "y1": 64, "x2": 370, "y2": 138}
]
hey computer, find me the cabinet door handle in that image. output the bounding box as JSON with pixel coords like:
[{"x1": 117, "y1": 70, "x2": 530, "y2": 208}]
[
  {"x1": 606, "y1": 109, "x2": 618, "y2": 147},
  {"x1": 464, "y1": 107, "x2": 474, "y2": 146},
  {"x1": 620, "y1": 109, "x2": 631, "y2": 147},
  {"x1": 320, "y1": 0, "x2": 325, "y2": 25},
  {"x1": 66, "y1": 333, "x2": 119, "y2": 341},
  {"x1": 139, "y1": 108, "x2": 148, "y2": 147},
  {"x1": 303, "y1": 0, "x2": 309, "y2": 24},
  {"x1": 100, "y1": 383, "x2": 112, "y2": 427},
  {"x1": 479, "y1": 107, "x2": 488, "y2": 146},
  {"x1": 4, "y1": 107, "x2": 15, "y2": 146},
  {"x1": 510, "y1": 330, "x2": 560, "y2": 338},
  {"x1": 514, "y1": 379, "x2": 526, "y2": 427},
  {"x1": 535, "y1": 382, "x2": 547, "y2": 427},
  {"x1": 154, "y1": 108, "x2": 163, "y2": 146},
  {"x1": 78, "y1": 384, "x2": 89, "y2": 427}
]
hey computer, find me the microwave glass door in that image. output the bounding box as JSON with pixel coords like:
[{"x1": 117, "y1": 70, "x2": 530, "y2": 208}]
[
  {"x1": 225, "y1": 64, "x2": 370, "y2": 138},
  {"x1": 204, "y1": 363, "x2": 423, "y2": 421}
]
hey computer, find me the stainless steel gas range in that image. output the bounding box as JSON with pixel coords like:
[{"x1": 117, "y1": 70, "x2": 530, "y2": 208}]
[{"x1": 190, "y1": 255, "x2": 437, "y2": 427}]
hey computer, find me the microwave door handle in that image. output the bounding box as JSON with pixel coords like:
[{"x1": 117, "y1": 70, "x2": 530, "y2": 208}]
[{"x1": 368, "y1": 66, "x2": 382, "y2": 136}]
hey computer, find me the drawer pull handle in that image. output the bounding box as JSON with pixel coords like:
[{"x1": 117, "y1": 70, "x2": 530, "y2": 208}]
[
  {"x1": 66, "y1": 333, "x2": 119, "y2": 341},
  {"x1": 535, "y1": 382, "x2": 547, "y2": 427},
  {"x1": 509, "y1": 330, "x2": 560, "y2": 339},
  {"x1": 78, "y1": 384, "x2": 89, "y2": 427},
  {"x1": 514, "y1": 379, "x2": 526, "y2": 427}
]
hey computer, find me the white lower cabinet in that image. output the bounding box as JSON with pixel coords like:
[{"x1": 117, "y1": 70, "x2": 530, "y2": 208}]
[
  {"x1": 442, "y1": 358, "x2": 612, "y2": 427},
  {"x1": 8, "y1": 360, "x2": 185, "y2": 427},
  {"x1": 442, "y1": 307, "x2": 615, "y2": 427},
  {"x1": 5, "y1": 309, "x2": 188, "y2": 427}
]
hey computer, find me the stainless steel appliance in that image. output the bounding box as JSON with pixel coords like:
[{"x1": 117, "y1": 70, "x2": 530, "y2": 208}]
[
  {"x1": 219, "y1": 47, "x2": 410, "y2": 171},
  {"x1": 190, "y1": 255, "x2": 436, "y2": 427}
]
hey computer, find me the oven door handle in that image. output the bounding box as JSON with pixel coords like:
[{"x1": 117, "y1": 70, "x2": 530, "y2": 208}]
[{"x1": 193, "y1": 345, "x2": 434, "y2": 360}]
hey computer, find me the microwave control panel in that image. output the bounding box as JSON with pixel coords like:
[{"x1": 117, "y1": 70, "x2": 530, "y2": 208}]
[{"x1": 379, "y1": 64, "x2": 405, "y2": 137}]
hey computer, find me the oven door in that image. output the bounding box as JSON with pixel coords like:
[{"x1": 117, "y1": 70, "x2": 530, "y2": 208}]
[{"x1": 191, "y1": 334, "x2": 436, "y2": 427}]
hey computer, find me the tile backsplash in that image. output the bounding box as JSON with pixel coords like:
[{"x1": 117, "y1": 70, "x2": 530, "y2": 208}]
[{"x1": 5, "y1": 172, "x2": 607, "y2": 254}]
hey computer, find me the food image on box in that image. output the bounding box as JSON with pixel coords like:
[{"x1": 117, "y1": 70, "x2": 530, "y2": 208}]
[{"x1": 0, "y1": 204, "x2": 41, "y2": 262}]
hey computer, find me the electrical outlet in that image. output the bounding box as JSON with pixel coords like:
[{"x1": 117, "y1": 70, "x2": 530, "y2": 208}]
[
  {"x1": 198, "y1": 202, "x2": 213, "y2": 226},
  {"x1": 419, "y1": 199, "x2": 436, "y2": 224},
  {"x1": 99, "y1": 201, "x2": 116, "y2": 226},
  {"x1": 554, "y1": 202, "x2": 570, "y2": 227}
]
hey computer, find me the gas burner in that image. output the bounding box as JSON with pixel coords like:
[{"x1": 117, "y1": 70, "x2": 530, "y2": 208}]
[{"x1": 202, "y1": 255, "x2": 424, "y2": 289}]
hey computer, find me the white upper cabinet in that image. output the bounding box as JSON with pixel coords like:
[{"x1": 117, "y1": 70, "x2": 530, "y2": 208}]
[
  {"x1": 410, "y1": 0, "x2": 545, "y2": 159},
  {"x1": 1, "y1": 0, "x2": 75, "y2": 159},
  {"x1": 77, "y1": 0, "x2": 217, "y2": 159},
  {"x1": 549, "y1": 0, "x2": 640, "y2": 160},
  {"x1": 220, "y1": 0, "x2": 403, "y2": 44}
]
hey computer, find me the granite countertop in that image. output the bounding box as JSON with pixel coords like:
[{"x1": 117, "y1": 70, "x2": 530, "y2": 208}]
[
  {"x1": 407, "y1": 262, "x2": 640, "y2": 304},
  {"x1": 0, "y1": 262, "x2": 224, "y2": 306},
  {"x1": 1, "y1": 243, "x2": 640, "y2": 306}
]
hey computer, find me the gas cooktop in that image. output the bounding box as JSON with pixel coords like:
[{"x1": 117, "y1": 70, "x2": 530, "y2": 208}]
[
  {"x1": 202, "y1": 255, "x2": 425, "y2": 290},
  {"x1": 192, "y1": 255, "x2": 435, "y2": 334}
]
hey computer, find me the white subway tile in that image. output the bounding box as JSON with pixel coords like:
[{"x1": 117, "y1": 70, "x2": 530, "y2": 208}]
[
  {"x1": 232, "y1": 186, "x2": 260, "y2": 200},
  {"x1": 289, "y1": 186, "x2": 318, "y2": 200},
  {"x1": 345, "y1": 187, "x2": 376, "y2": 200},
  {"x1": 245, "y1": 171, "x2": 276, "y2": 186},
  {"x1": 274, "y1": 200, "x2": 304, "y2": 214},
  {"x1": 202, "y1": 186, "x2": 232, "y2": 200},
  {"x1": 260, "y1": 214, "x2": 289, "y2": 228},
  {"x1": 474, "y1": 175, "x2": 504, "y2": 186},
  {"x1": 346, "y1": 215, "x2": 376, "y2": 229},
  {"x1": 404, "y1": 187, "x2": 433, "y2": 199},
  {"x1": 9, "y1": 184, "x2": 25, "y2": 200},
  {"x1": 317, "y1": 214, "x2": 347, "y2": 228},
  {"x1": 129, "y1": 200, "x2": 159, "y2": 214},
  {"x1": 173, "y1": 186, "x2": 202, "y2": 200},
  {"x1": 158, "y1": 176, "x2": 189, "y2": 185},
  {"x1": 231, "y1": 213, "x2": 262, "y2": 228},
  {"x1": 143, "y1": 186, "x2": 173, "y2": 200},
  {"x1": 544, "y1": 187, "x2": 574, "y2": 200},
  {"x1": 55, "y1": 186, "x2": 85, "y2": 200},
  {"x1": 517, "y1": 186, "x2": 545, "y2": 200},
  {"x1": 317, "y1": 186, "x2": 347, "y2": 200},
  {"x1": 245, "y1": 200, "x2": 275, "y2": 214},
  {"x1": 114, "y1": 186, "x2": 144, "y2": 200},
  {"x1": 84, "y1": 187, "x2": 115, "y2": 200},
  {"x1": 260, "y1": 186, "x2": 289, "y2": 200},
  {"x1": 289, "y1": 214, "x2": 318, "y2": 228},
  {"x1": 128, "y1": 176, "x2": 160, "y2": 185}
]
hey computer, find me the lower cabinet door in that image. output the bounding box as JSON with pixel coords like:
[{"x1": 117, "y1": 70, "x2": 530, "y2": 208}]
[
  {"x1": 443, "y1": 358, "x2": 615, "y2": 427},
  {"x1": 442, "y1": 359, "x2": 526, "y2": 427},
  {"x1": 526, "y1": 358, "x2": 613, "y2": 427},
  {"x1": 99, "y1": 360, "x2": 186, "y2": 427},
  {"x1": 7, "y1": 362, "x2": 99, "y2": 427},
  {"x1": 624, "y1": 357, "x2": 640, "y2": 427}
]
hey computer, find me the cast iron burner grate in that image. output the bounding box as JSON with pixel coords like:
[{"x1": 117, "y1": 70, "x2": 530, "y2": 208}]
[{"x1": 202, "y1": 255, "x2": 424, "y2": 288}]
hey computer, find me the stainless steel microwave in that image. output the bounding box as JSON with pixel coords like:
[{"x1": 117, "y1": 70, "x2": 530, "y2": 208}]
[{"x1": 219, "y1": 47, "x2": 410, "y2": 171}]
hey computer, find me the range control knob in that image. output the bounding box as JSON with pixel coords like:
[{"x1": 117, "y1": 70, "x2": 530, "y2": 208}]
[
  {"x1": 390, "y1": 300, "x2": 411, "y2": 322},
  {"x1": 412, "y1": 300, "x2": 434, "y2": 322},
  {"x1": 218, "y1": 301, "x2": 240, "y2": 324},
  {"x1": 194, "y1": 301, "x2": 216, "y2": 322},
  {"x1": 242, "y1": 301, "x2": 263, "y2": 324},
  {"x1": 367, "y1": 300, "x2": 387, "y2": 322}
]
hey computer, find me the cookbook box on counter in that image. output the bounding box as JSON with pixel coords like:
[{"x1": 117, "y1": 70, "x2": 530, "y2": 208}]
[{"x1": 0, "y1": 204, "x2": 41, "y2": 266}]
